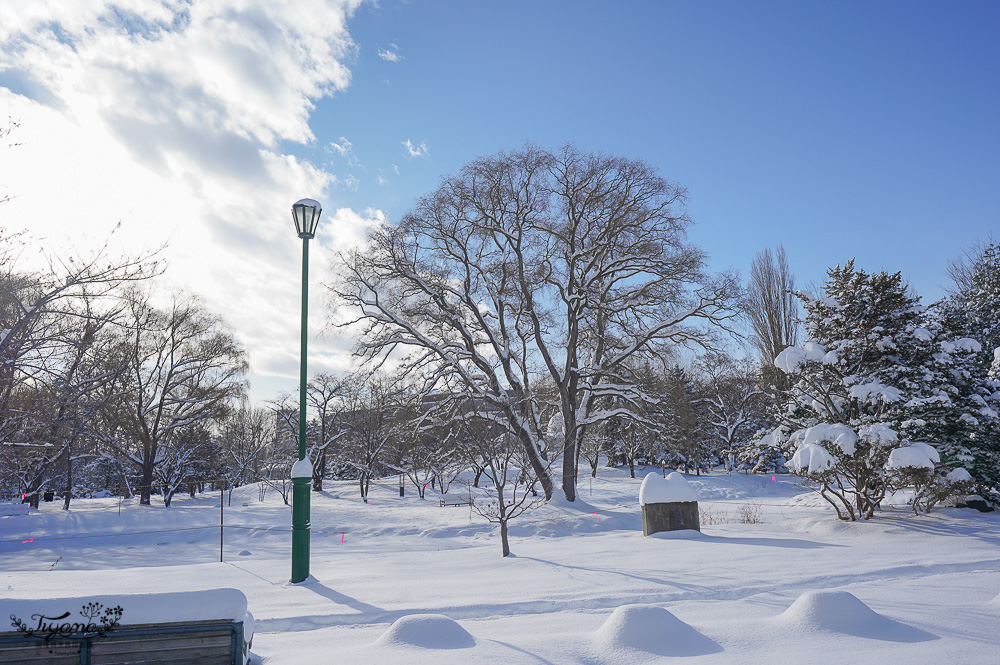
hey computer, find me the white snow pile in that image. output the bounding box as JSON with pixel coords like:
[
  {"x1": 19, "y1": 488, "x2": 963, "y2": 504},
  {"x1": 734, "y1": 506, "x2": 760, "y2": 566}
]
[
  {"x1": 290, "y1": 457, "x2": 313, "y2": 478},
  {"x1": 774, "y1": 341, "x2": 828, "y2": 373},
  {"x1": 886, "y1": 442, "x2": 940, "y2": 470},
  {"x1": 947, "y1": 467, "x2": 973, "y2": 482},
  {"x1": 592, "y1": 604, "x2": 722, "y2": 657},
  {"x1": 774, "y1": 590, "x2": 935, "y2": 642},
  {"x1": 791, "y1": 423, "x2": 858, "y2": 455},
  {"x1": 639, "y1": 471, "x2": 697, "y2": 505},
  {"x1": 374, "y1": 614, "x2": 476, "y2": 649},
  {"x1": 849, "y1": 381, "x2": 902, "y2": 404},
  {"x1": 941, "y1": 338, "x2": 983, "y2": 354},
  {"x1": 788, "y1": 444, "x2": 836, "y2": 474},
  {"x1": 858, "y1": 423, "x2": 898, "y2": 444},
  {"x1": 0, "y1": 588, "x2": 249, "y2": 627}
]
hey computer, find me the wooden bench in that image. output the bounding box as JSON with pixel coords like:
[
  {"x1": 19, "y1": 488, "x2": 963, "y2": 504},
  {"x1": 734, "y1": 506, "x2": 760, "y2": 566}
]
[
  {"x1": 438, "y1": 497, "x2": 473, "y2": 507},
  {"x1": 0, "y1": 590, "x2": 252, "y2": 665}
]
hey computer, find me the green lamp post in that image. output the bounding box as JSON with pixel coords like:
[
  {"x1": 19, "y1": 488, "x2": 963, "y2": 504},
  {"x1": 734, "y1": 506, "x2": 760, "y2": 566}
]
[{"x1": 290, "y1": 197, "x2": 322, "y2": 584}]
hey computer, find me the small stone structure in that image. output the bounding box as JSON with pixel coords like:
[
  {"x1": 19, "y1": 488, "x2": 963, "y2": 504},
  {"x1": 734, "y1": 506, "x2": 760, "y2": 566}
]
[{"x1": 639, "y1": 472, "x2": 700, "y2": 536}]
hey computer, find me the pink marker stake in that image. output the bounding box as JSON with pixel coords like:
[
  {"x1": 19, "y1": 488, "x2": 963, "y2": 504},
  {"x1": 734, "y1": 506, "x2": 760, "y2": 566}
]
[
  {"x1": 771, "y1": 475, "x2": 776, "y2": 482},
  {"x1": 593, "y1": 512, "x2": 599, "y2": 522},
  {"x1": 22, "y1": 538, "x2": 33, "y2": 544},
  {"x1": 340, "y1": 531, "x2": 345, "y2": 543}
]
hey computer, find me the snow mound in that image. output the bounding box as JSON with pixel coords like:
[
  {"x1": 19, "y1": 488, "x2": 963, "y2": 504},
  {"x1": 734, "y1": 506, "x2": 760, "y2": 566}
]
[
  {"x1": 775, "y1": 590, "x2": 936, "y2": 642},
  {"x1": 375, "y1": 614, "x2": 475, "y2": 649},
  {"x1": 593, "y1": 604, "x2": 721, "y2": 657},
  {"x1": 986, "y1": 592, "x2": 1000, "y2": 607},
  {"x1": 639, "y1": 472, "x2": 697, "y2": 505}
]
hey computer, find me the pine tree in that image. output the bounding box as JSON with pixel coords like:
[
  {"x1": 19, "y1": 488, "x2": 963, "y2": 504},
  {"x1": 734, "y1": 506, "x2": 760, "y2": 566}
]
[{"x1": 764, "y1": 261, "x2": 999, "y2": 518}]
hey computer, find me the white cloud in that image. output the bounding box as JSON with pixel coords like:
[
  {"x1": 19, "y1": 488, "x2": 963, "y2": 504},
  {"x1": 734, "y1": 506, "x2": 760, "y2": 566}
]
[
  {"x1": 376, "y1": 171, "x2": 388, "y2": 186},
  {"x1": 402, "y1": 138, "x2": 429, "y2": 158},
  {"x1": 0, "y1": 0, "x2": 380, "y2": 403},
  {"x1": 393, "y1": 163, "x2": 400, "y2": 175},
  {"x1": 329, "y1": 136, "x2": 360, "y2": 167},
  {"x1": 377, "y1": 44, "x2": 402, "y2": 62},
  {"x1": 344, "y1": 174, "x2": 360, "y2": 191}
]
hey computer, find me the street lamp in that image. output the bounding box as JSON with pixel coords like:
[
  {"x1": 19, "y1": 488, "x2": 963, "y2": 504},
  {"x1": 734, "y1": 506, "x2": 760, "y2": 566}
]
[{"x1": 290, "y1": 197, "x2": 321, "y2": 584}]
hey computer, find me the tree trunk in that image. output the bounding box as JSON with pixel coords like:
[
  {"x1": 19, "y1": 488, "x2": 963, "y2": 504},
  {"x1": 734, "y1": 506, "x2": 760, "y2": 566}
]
[
  {"x1": 62, "y1": 446, "x2": 73, "y2": 510},
  {"x1": 562, "y1": 450, "x2": 577, "y2": 502},
  {"x1": 188, "y1": 482, "x2": 197, "y2": 498},
  {"x1": 561, "y1": 417, "x2": 578, "y2": 502},
  {"x1": 139, "y1": 464, "x2": 154, "y2": 505},
  {"x1": 500, "y1": 520, "x2": 510, "y2": 557},
  {"x1": 312, "y1": 450, "x2": 326, "y2": 492}
]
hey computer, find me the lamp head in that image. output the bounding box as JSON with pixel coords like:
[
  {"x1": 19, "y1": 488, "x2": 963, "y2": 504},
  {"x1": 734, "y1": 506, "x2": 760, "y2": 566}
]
[{"x1": 292, "y1": 198, "x2": 322, "y2": 239}]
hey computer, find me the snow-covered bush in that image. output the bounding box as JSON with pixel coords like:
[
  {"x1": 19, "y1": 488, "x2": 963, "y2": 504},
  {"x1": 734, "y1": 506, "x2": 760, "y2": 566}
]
[
  {"x1": 759, "y1": 262, "x2": 999, "y2": 519},
  {"x1": 884, "y1": 444, "x2": 975, "y2": 514}
]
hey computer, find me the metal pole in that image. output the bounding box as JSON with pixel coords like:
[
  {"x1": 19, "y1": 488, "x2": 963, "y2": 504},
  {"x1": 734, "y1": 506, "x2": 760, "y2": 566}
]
[
  {"x1": 220, "y1": 479, "x2": 224, "y2": 563},
  {"x1": 291, "y1": 237, "x2": 311, "y2": 583}
]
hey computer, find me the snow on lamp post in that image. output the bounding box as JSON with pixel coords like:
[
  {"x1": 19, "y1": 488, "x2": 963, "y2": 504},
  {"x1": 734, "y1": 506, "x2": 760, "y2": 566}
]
[{"x1": 291, "y1": 198, "x2": 321, "y2": 584}]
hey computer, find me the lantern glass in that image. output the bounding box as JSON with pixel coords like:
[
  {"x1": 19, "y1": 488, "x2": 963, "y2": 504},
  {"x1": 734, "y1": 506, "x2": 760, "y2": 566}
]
[{"x1": 292, "y1": 198, "x2": 322, "y2": 239}]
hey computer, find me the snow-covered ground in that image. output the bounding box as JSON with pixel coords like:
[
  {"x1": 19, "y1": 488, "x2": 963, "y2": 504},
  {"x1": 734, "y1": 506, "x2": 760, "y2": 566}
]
[{"x1": 2, "y1": 468, "x2": 999, "y2": 664}]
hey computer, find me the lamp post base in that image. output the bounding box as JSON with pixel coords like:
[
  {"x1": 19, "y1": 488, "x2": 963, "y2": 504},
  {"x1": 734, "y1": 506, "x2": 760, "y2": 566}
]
[{"x1": 290, "y1": 476, "x2": 311, "y2": 583}]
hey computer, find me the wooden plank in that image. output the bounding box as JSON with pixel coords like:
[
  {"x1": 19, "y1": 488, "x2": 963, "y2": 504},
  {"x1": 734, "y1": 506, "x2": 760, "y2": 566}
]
[
  {"x1": 93, "y1": 631, "x2": 231, "y2": 650},
  {"x1": 0, "y1": 640, "x2": 80, "y2": 664},
  {"x1": 0, "y1": 619, "x2": 242, "y2": 665},
  {"x1": 91, "y1": 645, "x2": 232, "y2": 665}
]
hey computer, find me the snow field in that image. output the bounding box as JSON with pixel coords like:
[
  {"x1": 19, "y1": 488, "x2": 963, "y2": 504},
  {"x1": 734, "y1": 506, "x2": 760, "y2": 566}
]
[{"x1": 2, "y1": 467, "x2": 999, "y2": 664}]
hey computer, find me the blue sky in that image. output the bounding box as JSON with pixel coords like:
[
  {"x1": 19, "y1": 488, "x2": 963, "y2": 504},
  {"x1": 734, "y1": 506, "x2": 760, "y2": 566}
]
[
  {"x1": 310, "y1": 0, "x2": 1000, "y2": 297},
  {"x1": 1, "y1": 0, "x2": 998, "y2": 401}
]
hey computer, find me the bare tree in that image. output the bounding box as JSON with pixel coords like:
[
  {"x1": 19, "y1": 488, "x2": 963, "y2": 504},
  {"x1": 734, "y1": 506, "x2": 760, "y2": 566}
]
[
  {"x1": 466, "y1": 422, "x2": 547, "y2": 557},
  {"x1": 745, "y1": 245, "x2": 799, "y2": 391},
  {"x1": 306, "y1": 373, "x2": 349, "y2": 491},
  {"x1": 335, "y1": 144, "x2": 737, "y2": 502},
  {"x1": 1, "y1": 118, "x2": 20, "y2": 206},
  {"x1": 0, "y1": 227, "x2": 162, "y2": 443},
  {"x1": 338, "y1": 372, "x2": 404, "y2": 502},
  {"x1": 100, "y1": 291, "x2": 246, "y2": 505},
  {"x1": 217, "y1": 403, "x2": 274, "y2": 497},
  {"x1": 945, "y1": 234, "x2": 996, "y2": 297},
  {"x1": 695, "y1": 353, "x2": 766, "y2": 471}
]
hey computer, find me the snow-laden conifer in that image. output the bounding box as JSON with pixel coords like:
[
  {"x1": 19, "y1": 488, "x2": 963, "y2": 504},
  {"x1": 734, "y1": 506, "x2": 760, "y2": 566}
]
[{"x1": 758, "y1": 261, "x2": 999, "y2": 519}]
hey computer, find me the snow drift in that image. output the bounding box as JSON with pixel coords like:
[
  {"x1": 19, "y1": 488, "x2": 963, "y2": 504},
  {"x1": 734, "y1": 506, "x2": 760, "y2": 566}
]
[
  {"x1": 592, "y1": 604, "x2": 722, "y2": 657},
  {"x1": 374, "y1": 614, "x2": 476, "y2": 649},
  {"x1": 774, "y1": 590, "x2": 936, "y2": 642}
]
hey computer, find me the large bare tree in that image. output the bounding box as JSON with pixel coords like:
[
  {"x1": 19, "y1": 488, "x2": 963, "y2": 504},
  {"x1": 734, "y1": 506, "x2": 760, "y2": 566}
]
[
  {"x1": 745, "y1": 245, "x2": 799, "y2": 391},
  {"x1": 335, "y1": 144, "x2": 737, "y2": 501},
  {"x1": 100, "y1": 291, "x2": 247, "y2": 505}
]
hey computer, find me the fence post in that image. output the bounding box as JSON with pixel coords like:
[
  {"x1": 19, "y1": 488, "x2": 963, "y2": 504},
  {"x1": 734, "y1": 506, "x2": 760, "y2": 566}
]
[{"x1": 220, "y1": 479, "x2": 225, "y2": 563}]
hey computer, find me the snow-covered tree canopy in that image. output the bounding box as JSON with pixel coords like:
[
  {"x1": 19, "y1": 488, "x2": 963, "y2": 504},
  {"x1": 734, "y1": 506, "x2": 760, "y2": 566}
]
[{"x1": 759, "y1": 260, "x2": 1000, "y2": 518}]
